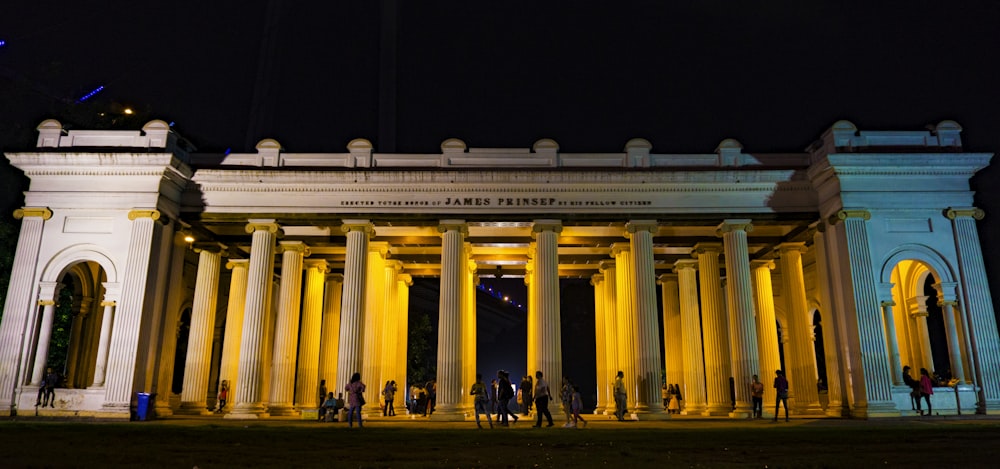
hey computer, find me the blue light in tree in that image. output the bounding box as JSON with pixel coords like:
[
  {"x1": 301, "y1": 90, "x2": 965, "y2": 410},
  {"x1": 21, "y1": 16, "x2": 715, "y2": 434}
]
[{"x1": 77, "y1": 85, "x2": 105, "y2": 102}]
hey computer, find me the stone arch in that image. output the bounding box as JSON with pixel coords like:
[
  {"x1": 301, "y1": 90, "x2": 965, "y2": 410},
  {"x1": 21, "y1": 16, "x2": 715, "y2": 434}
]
[
  {"x1": 879, "y1": 244, "x2": 955, "y2": 286},
  {"x1": 40, "y1": 244, "x2": 120, "y2": 284}
]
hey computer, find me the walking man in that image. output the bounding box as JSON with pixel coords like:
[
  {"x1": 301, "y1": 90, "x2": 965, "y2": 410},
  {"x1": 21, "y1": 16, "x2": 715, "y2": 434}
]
[
  {"x1": 533, "y1": 371, "x2": 554, "y2": 427},
  {"x1": 613, "y1": 370, "x2": 628, "y2": 421}
]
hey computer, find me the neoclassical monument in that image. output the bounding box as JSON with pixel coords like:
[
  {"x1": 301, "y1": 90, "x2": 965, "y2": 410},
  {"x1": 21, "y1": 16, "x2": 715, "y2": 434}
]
[{"x1": 1, "y1": 119, "x2": 998, "y2": 420}]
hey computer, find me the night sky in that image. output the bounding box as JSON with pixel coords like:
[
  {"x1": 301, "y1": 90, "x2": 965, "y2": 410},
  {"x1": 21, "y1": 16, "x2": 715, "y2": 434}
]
[{"x1": 2, "y1": 1, "x2": 1000, "y2": 407}]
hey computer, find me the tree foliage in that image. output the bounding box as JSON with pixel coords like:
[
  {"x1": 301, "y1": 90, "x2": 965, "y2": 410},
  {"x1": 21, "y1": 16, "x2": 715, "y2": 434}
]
[{"x1": 407, "y1": 312, "x2": 435, "y2": 387}]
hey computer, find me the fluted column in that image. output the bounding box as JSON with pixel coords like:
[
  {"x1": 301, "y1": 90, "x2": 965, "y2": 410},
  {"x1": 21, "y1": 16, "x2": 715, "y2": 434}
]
[
  {"x1": 776, "y1": 242, "x2": 823, "y2": 415},
  {"x1": 599, "y1": 261, "x2": 619, "y2": 415},
  {"x1": 693, "y1": 242, "x2": 730, "y2": 415},
  {"x1": 812, "y1": 223, "x2": 847, "y2": 417},
  {"x1": 64, "y1": 297, "x2": 91, "y2": 388},
  {"x1": 462, "y1": 256, "x2": 477, "y2": 412},
  {"x1": 525, "y1": 251, "x2": 537, "y2": 377},
  {"x1": 179, "y1": 245, "x2": 225, "y2": 414},
  {"x1": 612, "y1": 243, "x2": 637, "y2": 413},
  {"x1": 103, "y1": 210, "x2": 161, "y2": 411},
  {"x1": 90, "y1": 284, "x2": 121, "y2": 388},
  {"x1": 0, "y1": 208, "x2": 51, "y2": 408},
  {"x1": 432, "y1": 220, "x2": 467, "y2": 420},
  {"x1": 751, "y1": 260, "x2": 781, "y2": 418},
  {"x1": 396, "y1": 274, "x2": 412, "y2": 402},
  {"x1": 153, "y1": 230, "x2": 189, "y2": 417},
  {"x1": 932, "y1": 282, "x2": 966, "y2": 383},
  {"x1": 830, "y1": 209, "x2": 895, "y2": 416},
  {"x1": 947, "y1": 208, "x2": 1000, "y2": 412},
  {"x1": 592, "y1": 274, "x2": 609, "y2": 413},
  {"x1": 217, "y1": 259, "x2": 248, "y2": 413},
  {"x1": 362, "y1": 242, "x2": 389, "y2": 415},
  {"x1": 719, "y1": 220, "x2": 759, "y2": 418},
  {"x1": 674, "y1": 260, "x2": 705, "y2": 414},
  {"x1": 30, "y1": 282, "x2": 61, "y2": 385},
  {"x1": 228, "y1": 219, "x2": 280, "y2": 419},
  {"x1": 626, "y1": 220, "x2": 666, "y2": 418},
  {"x1": 318, "y1": 274, "x2": 343, "y2": 395},
  {"x1": 381, "y1": 260, "x2": 402, "y2": 408},
  {"x1": 659, "y1": 274, "x2": 684, "y2": 406},
  {"x1": 295, "y1": 259, "x2": 327, "y2": 410},
  {"x1": 335, "y1": 220, "x2": 372, "y2": 399},
  {"x1": 533, "y1": 220, "x2": 563, "y2": 407},
  {"x1": 267, "y1": 241, "x2": 308, "y2": 416},
  {"x1": 909, "y1": 297, "x2": 935, "y2": 371}
]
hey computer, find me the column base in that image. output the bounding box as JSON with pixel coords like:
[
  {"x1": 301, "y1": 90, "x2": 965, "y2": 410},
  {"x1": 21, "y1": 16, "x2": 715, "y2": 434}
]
[
  {"x1": 176, "y1": 402, "x2": 213, "y2": 416},
  {"x1": 850, "y1": 401, "x2": 901, "y2": 419},
  {"x1": 680, "y1": 404, "x2": 705, "y2": 416},
  {"x1": 701, "y1": 404, "x2": 732, "y2": 416},
  {"x1": 267, "y1": 404, "x2": 299, "y2": 416},
  {"x1": 792, "y1": 402, "x2": 827, "y2": 416},
  {"x1": 226, "y1": 402, "x2": 268, "y2": 419},
  {"x1": 634, "y1": 408, "x2": 671, "y2": 421},
  {"x1": 729, "y1": 409, "x2": 753, "y2": 419},
  {"x1": 428, "y1": 404, "x2": 467, "y2": 422}
]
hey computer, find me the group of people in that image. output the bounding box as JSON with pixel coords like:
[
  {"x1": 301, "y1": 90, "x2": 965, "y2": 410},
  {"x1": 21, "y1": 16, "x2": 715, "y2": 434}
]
[
  {"x1": 35, "y1": 367, "x2": 58, "y2": 408},
  {"x1": 470, "y1": 370, "x2": 587, "y2": 429},
  {"x1": 903, "y1": 365, "x2": 935, "y2": 416},
  {"x1": 661, "y1": 383, "x2": 683, "y2": 414}
]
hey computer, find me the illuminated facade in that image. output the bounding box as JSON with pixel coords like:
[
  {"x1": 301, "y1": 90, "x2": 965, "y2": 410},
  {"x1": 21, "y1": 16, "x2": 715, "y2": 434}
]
[{"x1": 1, "y1": 118, "x2": 999, "y2": 420}]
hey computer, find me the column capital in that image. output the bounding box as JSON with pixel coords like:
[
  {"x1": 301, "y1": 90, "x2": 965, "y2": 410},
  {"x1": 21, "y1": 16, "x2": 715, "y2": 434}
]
[
  {"x1": 325, "y1": 273, "x2": 345, "y2": 283},
  {"x1": 226, "y1": 259, "x2": 249, "y2": 270},
  {"x1": 278, "y1": 240, "x2": 310, "y2": 256},
  {"x1": 304, "y1": 259, "x2": 329, "y2": 273},
  {"x1": 531, "y1": 219, "x2": 563, "y2": 236},
  {"x1": 940, "y1": 299, "x2": 960, "y2": 307},
  {"x1": 398, "y1": 273, "x2": 413, "y2": 286},
  {"x1": 945, "y1": 207, "x2": 984, "y2": 220},
  {"x1": 13, "y1": 207, "x2": 52, "y2": 220},
  {"x1": 691, "y1": 242, "x2": 723, "y2": 257},
  {"x1": 775, "y1": 242, "x2": 808, "y2": 254},
  {"x1": 750, "y1": 259, "x2": 775, "y2": 271},
  {"x1": 625, "y1": 220, "x2": 658, "y2": 237},
  {"x1": 828, "y1": 209, "x2": 871, "y2": 225},
  {"x1": 438, "y1": 220, "x2": 468, "y2": 236},
  {"x1": 100, "y1": 300, "x2": 117, "y2": 307},
  {"x1": 610, "y1": 242, "x2": 630, "y2": 256},
  {"x1": 128, "y1": 209, "x2": 161, "y2": 221},
  {"x1": 590, "y1": 273, "x2": 604, "y2": 286},
  {"x1": 341, "y1": 219, "x2": 374, "y2": 237},
  {"x1": 716, "y1": 219, "x2": 753, "y2": 236},
  {"x1": 386, "y1": 259, "x2": 404, "y2": 272},
  {"x1": 880, "y1": 300, "x2": 896, "y2": 307},
  {"x1": 369, "y1": 241, "x2": 391, "y2": 257},
  {"x1": 598, "y1": 259, "x2": 616, "y2": 272},
  {"x1": 673, "y1": 258, "x2": 699, "y2": 272},
  {"x1": 657, "y1": 273, "x2": 678, "y2": 284},
  {"x1": 246, "y1": 219, "x2": 282, "y2": 235},
  {"x1": 932, "y1": 281, "x2": 960, "y2": 303},
  {"x1": 193, "y1": 242, "x2": 228, "y2": 255},
  {"x1": 38, "y1": 299, "x2": 56, "y2": 306},
  {"x1": 876, "y1": 282, "x2": 896, "y2": 304}
]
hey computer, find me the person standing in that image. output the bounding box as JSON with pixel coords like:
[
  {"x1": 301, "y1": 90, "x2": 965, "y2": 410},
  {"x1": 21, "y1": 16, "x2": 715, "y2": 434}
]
[
  {"x1": 318, "y1": 379, "x2": 327, "y2": 412},
  {"x1": 345, "y1": 372, "x2": 366, "y2": 428},
  {"x1": 217, "y1": 380, "x2": 229, "y2": 414},
  {"x1": 668, "y1": 384, "x2": 682, "y2": 414},
  {"x1": 613, "y1": 371, "x2": 628, "y2": 421},
  {"x1": 470, "y1": 373, "x2": 494, "y2": 429},
  {"x1": 571, "y1": 385, "x2": 587, "y2": 428},
  {"x1": 919, "y1": 368, "x2": 934, "y2": 416},
  {"x1": 383, "y1": 380, "x2": 397, "y2": 416},
  {"x1": 489, "y1": 378, "x2": 499, "y2": 417},
  {"x1": 425, "y1": 379, "x2": 437, "y2": 416},
  {"x1": 560, "y1": 377, "x2": 574, "y2": 427},
  {"x1": 533, "y1": 371, "x2": 554, "y2": 427},
  {"x1": 496, "y1": 370, "x2": 518, "y2": 426},
  {"x1": 903, "y1": 366, "x2": 921, "y2": 414},
  {"x1": 750, "y1": 375, "x2": 764, "y2": 419},
  {"x1": 773, "y1": 369, "x2": 789, "y2": 422},
  {"x1": 661, "y1": 383, "x2": 670, "y2": 411},
  {"x1": 519, "y1": 375, "x2": 534, "y2": 415}
]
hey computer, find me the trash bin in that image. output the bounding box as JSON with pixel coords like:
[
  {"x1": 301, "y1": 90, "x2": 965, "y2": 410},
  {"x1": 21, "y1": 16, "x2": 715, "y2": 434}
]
[{"x1": 136, "y1": 392, "x2": 151, "y2": 421}]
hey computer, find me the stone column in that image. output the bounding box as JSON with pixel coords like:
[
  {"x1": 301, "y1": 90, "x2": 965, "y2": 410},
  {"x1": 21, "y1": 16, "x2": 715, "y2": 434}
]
[
  {"x1": 153, "y1": 230, "x2": 190, "y2": 417},
  {"x1": 751, "y1": 260, "x2": 781, "y2": 418},
  {"x1": 673, "y1": 260, "x2": 705, "y2": 414},
  {"x1": 90, "y1": 284, "x2": 121, "y2": 388},
  {"x1": 719, "y1": 220, "x2": 759, "y2": 418},
  {"x1": 876, "y1": 283, "x2": 903, "y2": 386},
  {"x1": 396, "y1": 273, "x2": 412, "y2": 400},
  {"x1": 599, "y1": 261, "x2": 619, "y2": 415},
  {"x1": 932, "y1": 282, "x2": 966, "y2": 384},
  {"x1": 693, "y1": 242, "x2": 730, "y2": 415},
  {"x1": 103, "y1": 210, "x2": 161, "y2": 412},
  {"x1": 228, "y1": 219, "x2": 280, "y2": 419},
  {"x1": 381, "y1": 259, "x2": 402, "y2": 408},
  {"x1": 362, "y1": 242, "x2": 389, "y2": 415},
  {"x1": 947, "y1": 207, "x2": 1000, "y2": 412},
  {"x1": 533, "y1": 220, "x2": 563, "y2": 407},
  {"x1": 612, "y1": 243, "x2": 636, "y2": 413},
  {"x1": 525, "y1": 253, "x2": 537, "y2": 377},
  {"x1": 295, "y1": 259, "x2": 327, "y2": 410},
  {"x1": 432, "y1": 220, "x2": 467, "y2": 420},
  {"x1": 462, "y1": 256, "x2": 477, "y2": 412},
  {"x1": 335, "y1": 220, "x2": 372, "y2": 397},
  {"x1": 179, "y1": 245, "x2": 225, "y2": 415},
  {"x1": 217, "y1": 259, "x2": 248, "y2": 413},
  {"x1": 30, "y1": 282, "x2": 61, "y2": 385},
  {"x1": 776, "y1": 242, "x2": 823, "y2": 415},
  {"x1": 829, "y1": 209, "x2": 895, "y2": 417},
  {"x1": 64, "y1": 297, "x2": 92, "y2": 388},
  {"x1": 0, "y1": 208, "x2": 51, "y2": 408},
  {"x1": 592, "y1": 274, "x2": 609, "y2": 413},
  {"x1": 626, "y1": 220, "x2": 666, "y2": 418},
  {"x1": 909, "y1": 296, "x2": 935, "y2": 371},
  {"x1": 812, "y1": 223, "x2": 848, "y2": 417},
  {"x1": 318, "y1": 274, "x2": 343, "y2": 397},
  {"x1": 268, "y1": 241, "x2": 308, "y2": 416},
  {"x1": 659, "y1": 274, "x2": 684, "y2": 407}
]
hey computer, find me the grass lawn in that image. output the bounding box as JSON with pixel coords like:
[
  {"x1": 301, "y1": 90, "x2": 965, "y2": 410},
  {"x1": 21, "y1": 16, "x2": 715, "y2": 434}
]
[{"x1": 2, "y1": 417, "x2": 998, "y2": 468}]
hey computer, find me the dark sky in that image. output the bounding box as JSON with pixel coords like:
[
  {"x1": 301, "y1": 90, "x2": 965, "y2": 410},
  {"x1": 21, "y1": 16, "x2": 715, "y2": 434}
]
[{"x1": 3, "y1": 1, "x2": 1000, "y2": 406}]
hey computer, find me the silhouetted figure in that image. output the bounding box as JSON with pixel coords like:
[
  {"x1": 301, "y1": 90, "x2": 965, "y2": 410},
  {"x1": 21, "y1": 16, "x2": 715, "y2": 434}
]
[
  {"x1": 533, "y1": 371, "x2": 554, "y2": 427},
  {"x1": 773, "y1": 369, "x2": 789, "y2": 422},
  {"x1": 613, "y1": 371, "x2": 628, "y2": 421},
  {"x1": 470, "y1": 373, "x2": 493, "y2": 429}
]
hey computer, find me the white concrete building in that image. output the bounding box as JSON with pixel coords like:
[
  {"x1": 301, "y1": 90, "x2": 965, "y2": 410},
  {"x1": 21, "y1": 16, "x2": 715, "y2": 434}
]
[{"x1": 1, "y1": 118, "x2": 998, "y2": 419}]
